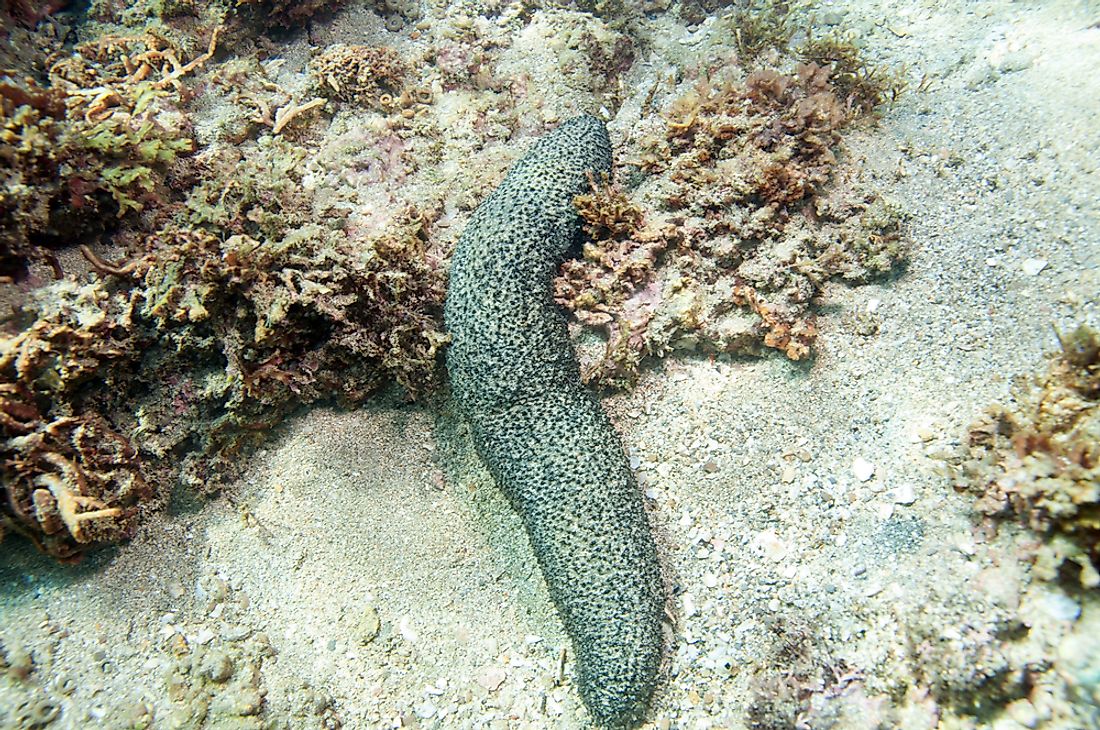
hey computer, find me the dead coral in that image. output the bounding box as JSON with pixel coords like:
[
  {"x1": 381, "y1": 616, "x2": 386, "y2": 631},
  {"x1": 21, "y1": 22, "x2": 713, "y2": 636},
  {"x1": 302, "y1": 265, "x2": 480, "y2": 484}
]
[
  {"x1": 1, "y1": 0, "x2": 69, "y2": 28},
  {"x1": 957, "y1": 325, "x2": 1100, "y2": 588},
  {"x1": 555, "y1": 179, "x2": 678, "y2": 388},
  {"x1": 311, "y1": 44, "x2": 406, "y2": 109},
  {"x1": 0, "y1": 28, "x2": 209, "y2": 279},
  {"x1": 235, "y1": 0, "x2": 347, "y2": 28},
  {"x1": 133, "y1": 215, "x2": 447, "y2": 451},
  {"x1": 559, "y1": 62, "x2": 905, "y2": 386},
  {"x1": 799, "y1": 30, "x2": 906, "y2": 117},
  {"x1": 747, "y1": 616, "x2": 859, "y2": 730},
  {"x1": 0, "y1": 282, "x2": 150, "y2": 561},
  {"x1": 1, "y1": 200, "x2": 449, "y2": 556},
  {"x1": 0, "y1": 80, "x2": 69, "y2": 278},
  {"x1": 901, "y1": 589, "x2": 1029, "y2": 718}
]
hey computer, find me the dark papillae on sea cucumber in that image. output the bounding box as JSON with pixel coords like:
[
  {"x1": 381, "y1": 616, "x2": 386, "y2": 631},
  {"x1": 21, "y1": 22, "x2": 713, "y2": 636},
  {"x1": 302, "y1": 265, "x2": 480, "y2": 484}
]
[{"x1": 445, "y1": 115, "x2": 664, "y2": 728}]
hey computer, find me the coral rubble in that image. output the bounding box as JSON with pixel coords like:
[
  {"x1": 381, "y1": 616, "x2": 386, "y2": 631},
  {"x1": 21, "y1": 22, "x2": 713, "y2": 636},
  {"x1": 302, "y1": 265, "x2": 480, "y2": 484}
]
[
  {"x1": 956, "y1": 325, "x2": 1100, "y2": 588},
  {"x1": 556, "y1": 60, "x2": 906, "y2": 387}
]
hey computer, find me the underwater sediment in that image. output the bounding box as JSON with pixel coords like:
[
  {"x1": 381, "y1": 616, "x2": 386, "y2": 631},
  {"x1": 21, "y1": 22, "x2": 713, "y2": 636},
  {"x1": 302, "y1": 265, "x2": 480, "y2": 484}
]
[{"x1": 445, "y1": 115, "x2": 665, "y2": 728}]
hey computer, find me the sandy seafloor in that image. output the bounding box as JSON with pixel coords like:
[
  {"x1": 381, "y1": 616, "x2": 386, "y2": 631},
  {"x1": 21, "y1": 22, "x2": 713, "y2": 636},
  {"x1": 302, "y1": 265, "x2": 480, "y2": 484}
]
[{"x1": 2, "y1": 0, "x2": 1100, "y2": 728}]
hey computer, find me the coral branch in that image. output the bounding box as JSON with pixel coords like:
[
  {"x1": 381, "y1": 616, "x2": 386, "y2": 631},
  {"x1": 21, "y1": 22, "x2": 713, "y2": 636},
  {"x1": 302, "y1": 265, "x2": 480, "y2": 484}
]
[{"x1": 271, "y1": 97, "x2": 326, "y2": 134}]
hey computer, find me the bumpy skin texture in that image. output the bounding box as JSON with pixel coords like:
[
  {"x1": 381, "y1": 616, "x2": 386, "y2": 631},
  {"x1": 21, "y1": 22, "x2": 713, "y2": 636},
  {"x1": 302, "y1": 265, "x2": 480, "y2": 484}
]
[{"x1": 445, "y1": 115, "x2": 664, "y2": 728}]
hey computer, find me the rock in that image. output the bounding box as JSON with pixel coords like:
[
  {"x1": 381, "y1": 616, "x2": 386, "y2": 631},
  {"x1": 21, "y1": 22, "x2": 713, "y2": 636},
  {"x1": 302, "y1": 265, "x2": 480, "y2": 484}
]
[
  {"x1": 357, "y1": 605, "x2": 381, "y2": 645},
  {"x1": 199, "y1": 650, "x2": 234, "y2": 683},
  {"x1": 852, "y1": 457, "x2": 876, "y2": 482},
  {"x1": 477, "y1": 666, "x2": 507, "y2": 692},
  {"x1": 1021, "y1": 257, "x2": 1048, "y2": 276},
  {"x1": 893, "y1": 485, "x2": 917, "y2": 504},
  {"x1": 1041, "y1": 592, "x2": 1080, "y2": 622}
]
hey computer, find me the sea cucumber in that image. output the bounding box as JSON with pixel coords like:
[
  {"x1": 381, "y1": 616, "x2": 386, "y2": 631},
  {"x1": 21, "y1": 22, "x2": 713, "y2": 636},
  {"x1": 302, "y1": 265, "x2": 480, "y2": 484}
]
[{"x1": 444, "y1": 115, "x2": 664, "y2": 727}]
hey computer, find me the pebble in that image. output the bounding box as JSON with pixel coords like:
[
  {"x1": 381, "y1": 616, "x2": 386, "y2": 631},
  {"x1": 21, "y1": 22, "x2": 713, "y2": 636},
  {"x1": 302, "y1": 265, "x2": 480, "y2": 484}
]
[
  {"x1": 682, "y1": 592, "x2": 698, "y2": 618},
  {"x1": 852, "y1": 457, "x2": 876, "y2": 482},
  {"x1": 398, "y1": 617, "x2": 418, "y2": 643},
  {"x1": 199, "y1": 650, "x2": 234, "y2": 683},
  {"x1": 702, "y1": 573, "x2": 718, "y2": 588},
  {"x1": 1021, "y1": 257, "x2": 1048, "y2": 275},
  {"x1": 754, "y1": 529, "x2": 788, "y2": 562},
  {"x1": 477, "y1": 666, "x2": 507, "y2": 691},
  {"x1": 1006, "y1": 698, "x2": 1040, "y2": 728},
  {"x1": 893, "y1": 484, "x2": 917, "y2": 504},
  {"x1": 222, "y1": 624, "x2": 252, "y2": 642},
  {"x1": 357, "y1": 606, "x2": 381, "y2": 644},
  {"x1": 1040, "y1": 592, "x2": 1080, "y2": 622},
  {"x1": 995, "y1": 49, "x2": 1034, "y2": 73}
]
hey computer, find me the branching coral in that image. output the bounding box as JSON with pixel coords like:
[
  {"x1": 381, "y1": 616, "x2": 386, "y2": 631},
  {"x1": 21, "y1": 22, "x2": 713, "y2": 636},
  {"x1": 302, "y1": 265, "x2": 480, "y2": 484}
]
[{"x1": 957, "y1": 325, "x2": 1100, "y2": 588}]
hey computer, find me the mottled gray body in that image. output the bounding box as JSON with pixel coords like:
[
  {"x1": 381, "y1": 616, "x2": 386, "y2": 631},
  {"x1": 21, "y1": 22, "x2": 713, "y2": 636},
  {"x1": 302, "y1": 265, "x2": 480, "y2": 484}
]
[{"x1": 444, "y1": 115, "x2": 664, "y2": 728}]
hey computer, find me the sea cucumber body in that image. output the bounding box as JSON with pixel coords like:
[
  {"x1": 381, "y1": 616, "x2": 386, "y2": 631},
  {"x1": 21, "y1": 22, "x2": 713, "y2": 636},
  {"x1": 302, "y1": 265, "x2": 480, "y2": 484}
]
[{"x1": 444, "y1": 115, "x2": 663, "y2": 728}]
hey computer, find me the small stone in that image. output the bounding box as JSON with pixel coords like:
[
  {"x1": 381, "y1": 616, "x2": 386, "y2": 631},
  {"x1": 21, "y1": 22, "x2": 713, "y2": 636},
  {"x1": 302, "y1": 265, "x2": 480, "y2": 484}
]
[
  {"x1": 398, "y1": 616, "x2": 418, "y2": 643},
  {"x1": 996, "y1": 49, "x2": 1034, "y2": 73},
  {"x1": 193, "y1": 628, "x2": 215, "y2": 646},
  {"x1": 893, "y1": 485, "x2": 917, "y2": 505},
  {"x1": 780, "y1": 464, "x2": 796, "y2": 484},
  {"x1": 1021, "y1": 258, "x2": 1048, "y2": 276},
  {"x1": 754, "y1": 528, "x2": 788, "y2": 562},
  {"x1": 357, "y1": 606, "x2": 381, "y2": 644},
  {"x1": 477, "y1": 666, "x2": 507, "y2": 692},
  {"x1": 914, "y1": 423, "x2": 936, "y2": 442},
  {"x1": 1006, "y1": 698, "x2": 1039, "y2": 728},
  {"x1": 703, "y1": 459, "x2": 719, "y2": 473},
  {"x1": 6, "y1": 645, "x2": 34, "y2": 679},
  {"x1": 1040, "y1": 592, "x2": 1080, "y2": 622},
  {"x1": 852, "y1": 457, "x2": 875, "y2": 482},
  {"x1": 702, "y1": 573, "x2": 718, "y2": 588},
  {"x1": 199, "y1": 650, "x2": 234, "y2": 683},
  {"x1": 222, "y1": 624, "x2": 252, "y2": 642}
]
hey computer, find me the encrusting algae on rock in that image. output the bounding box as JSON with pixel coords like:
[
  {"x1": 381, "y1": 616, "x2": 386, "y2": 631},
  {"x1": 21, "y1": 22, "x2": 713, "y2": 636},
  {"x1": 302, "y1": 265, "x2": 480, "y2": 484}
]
[
  {"x1": 955, "y1": 324, "x2": 1100, "y2": 588},
  {"x1": 445, "y1": 115, "x2": 665, "y2": 728}
]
